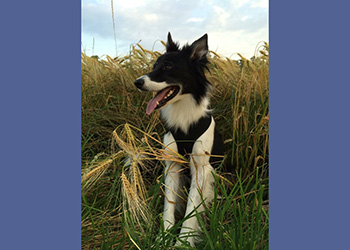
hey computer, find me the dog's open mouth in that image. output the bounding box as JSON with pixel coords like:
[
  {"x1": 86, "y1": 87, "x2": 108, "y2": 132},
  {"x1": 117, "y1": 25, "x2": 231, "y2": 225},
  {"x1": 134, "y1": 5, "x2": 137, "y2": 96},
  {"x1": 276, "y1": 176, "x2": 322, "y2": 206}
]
[{"x1": 146, "y1": 86, "x2": 180, "y2": 115}]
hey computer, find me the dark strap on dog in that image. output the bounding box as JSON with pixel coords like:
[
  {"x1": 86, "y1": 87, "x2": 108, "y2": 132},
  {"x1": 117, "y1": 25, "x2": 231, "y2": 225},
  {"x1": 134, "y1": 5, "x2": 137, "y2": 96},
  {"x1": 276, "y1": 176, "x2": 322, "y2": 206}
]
[{"x1": 169, "y1": 114, "x2": 212, "y2": 157}]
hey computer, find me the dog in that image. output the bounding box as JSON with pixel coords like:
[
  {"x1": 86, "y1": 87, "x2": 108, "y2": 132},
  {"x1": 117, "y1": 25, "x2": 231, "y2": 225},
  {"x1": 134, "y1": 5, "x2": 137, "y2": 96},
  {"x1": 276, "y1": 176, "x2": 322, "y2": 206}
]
[{"x1": 134, "y1": 32, "x2": 228, "y2": 246}]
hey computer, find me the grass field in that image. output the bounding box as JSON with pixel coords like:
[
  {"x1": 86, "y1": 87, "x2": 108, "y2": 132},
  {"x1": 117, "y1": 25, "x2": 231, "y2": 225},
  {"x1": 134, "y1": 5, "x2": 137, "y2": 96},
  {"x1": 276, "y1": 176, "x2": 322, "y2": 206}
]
[{"x1": 81, "y1": 42, "x2": 269, "y2": 249}]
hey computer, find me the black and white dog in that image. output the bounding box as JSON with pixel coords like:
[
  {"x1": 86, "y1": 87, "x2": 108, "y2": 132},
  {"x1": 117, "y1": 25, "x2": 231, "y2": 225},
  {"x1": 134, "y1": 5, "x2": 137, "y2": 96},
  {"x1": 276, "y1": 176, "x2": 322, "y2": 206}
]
[{"x1": 134, "y1": 33, "x2": 227, "y2": 246}]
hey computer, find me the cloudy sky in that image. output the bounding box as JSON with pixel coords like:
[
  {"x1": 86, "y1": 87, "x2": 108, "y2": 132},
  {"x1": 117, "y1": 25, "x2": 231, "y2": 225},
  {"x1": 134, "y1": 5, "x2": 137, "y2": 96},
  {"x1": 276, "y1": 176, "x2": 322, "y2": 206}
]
[{"x1": 82, "y1": 0, "x2": 268, "y2": 59}]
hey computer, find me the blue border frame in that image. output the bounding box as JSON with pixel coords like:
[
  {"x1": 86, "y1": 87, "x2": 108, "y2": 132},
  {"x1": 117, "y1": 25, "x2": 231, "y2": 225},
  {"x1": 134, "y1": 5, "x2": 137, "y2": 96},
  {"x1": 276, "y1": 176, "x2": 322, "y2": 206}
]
[
  {"x1": 1, "y1": 1, "x2": 81, "y2": 249},
  {"x1": 1, "y1": 0, "x2": 349, "y2": 249},
  {"x1": 270, "y1": 0, "x2": 350, "y2": 249}
]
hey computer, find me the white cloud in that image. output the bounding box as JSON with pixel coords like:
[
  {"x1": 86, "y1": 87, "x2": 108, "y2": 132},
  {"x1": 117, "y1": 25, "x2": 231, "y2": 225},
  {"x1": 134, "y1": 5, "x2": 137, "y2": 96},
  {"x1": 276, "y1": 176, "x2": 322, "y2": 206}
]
[
  {"x1": 208, "y1": 29, "x2": 268, "y2": 59},
  {"x1": 234, "y1": 0, "x2": 250, "y2": 9},
  {"x1": 81, "y1": 0, "x2": 268, "y2": 58},
  {"x1": 213, "y1": 6, "x2": 231, "y2": 26},
  {"x1": 186, "y1": 17, "x2": 205, "y2": 23},
  {"x1": 241, "y1": 16, "x2": 250, "y2": 21},
  {"x1": 82, "y1": 1, "x2": 114, "y2": 38},
  {"x1": 144, "y1": 14, "x2": 159, "y2": 22},
  {"x1": 117, "y1": 0, "x2": 145, "y2": 9},
  {"x1": 251, "y1": 0, "x2": 269, "y2": 9}
]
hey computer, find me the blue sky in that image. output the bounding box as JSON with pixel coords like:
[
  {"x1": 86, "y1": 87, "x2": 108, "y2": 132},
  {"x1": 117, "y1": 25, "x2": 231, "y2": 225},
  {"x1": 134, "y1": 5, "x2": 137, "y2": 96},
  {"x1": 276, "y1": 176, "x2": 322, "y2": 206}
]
[{"x1": 82, "y1": 0, "x2": 268, "y2": 59}]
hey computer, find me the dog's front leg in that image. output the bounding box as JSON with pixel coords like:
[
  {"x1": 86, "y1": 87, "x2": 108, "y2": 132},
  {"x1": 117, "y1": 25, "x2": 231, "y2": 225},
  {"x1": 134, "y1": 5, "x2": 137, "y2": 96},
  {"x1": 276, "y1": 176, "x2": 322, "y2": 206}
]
[
  {"x1": 163, "y1": 132, "x2": 183, "y2": 230},
  {"x1": 163, "y1": 162, "x2": 183, "y2": 230},
  {"x1": 177, "y1": 160, "x2": 215, "y2": 247}
]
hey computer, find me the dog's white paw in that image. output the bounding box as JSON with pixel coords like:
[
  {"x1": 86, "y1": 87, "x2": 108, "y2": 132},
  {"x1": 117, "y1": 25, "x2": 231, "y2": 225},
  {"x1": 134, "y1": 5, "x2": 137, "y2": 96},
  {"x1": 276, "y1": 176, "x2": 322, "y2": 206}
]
[{"x1": 175, "y1": 237, "x2": 195, "y2": 248}]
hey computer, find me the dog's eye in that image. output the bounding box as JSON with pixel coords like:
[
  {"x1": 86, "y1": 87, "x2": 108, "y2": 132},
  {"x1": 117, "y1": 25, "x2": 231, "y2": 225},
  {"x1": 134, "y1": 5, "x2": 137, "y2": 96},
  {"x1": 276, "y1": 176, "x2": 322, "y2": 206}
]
[
  {"x1": 163, "y1": 63, "x2": 173, "y2": 70},
  {"x1": 165, "y1": 65, "x2": 172, "y2": 70}
]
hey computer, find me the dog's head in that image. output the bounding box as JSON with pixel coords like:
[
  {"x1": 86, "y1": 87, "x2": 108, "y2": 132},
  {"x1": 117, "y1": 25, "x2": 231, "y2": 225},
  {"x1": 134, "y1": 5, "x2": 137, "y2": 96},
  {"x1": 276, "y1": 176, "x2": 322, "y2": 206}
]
[{"x1": 134, "y1": 33, "x2": 211, "y2": 115}]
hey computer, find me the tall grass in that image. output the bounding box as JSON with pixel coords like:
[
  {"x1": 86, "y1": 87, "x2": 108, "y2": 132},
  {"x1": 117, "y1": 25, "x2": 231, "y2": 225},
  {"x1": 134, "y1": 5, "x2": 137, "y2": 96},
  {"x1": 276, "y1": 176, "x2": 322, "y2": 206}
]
[{"x1": 81, "y1": 42, "x2": 269, "y2": 249}]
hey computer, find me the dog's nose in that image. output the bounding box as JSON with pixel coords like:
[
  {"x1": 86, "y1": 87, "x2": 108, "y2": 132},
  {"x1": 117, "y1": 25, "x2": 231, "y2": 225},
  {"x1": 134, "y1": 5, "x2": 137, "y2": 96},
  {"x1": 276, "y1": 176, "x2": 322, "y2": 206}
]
[{"x1": 134, "y1": 78, "x2": 144, "y2": 89}]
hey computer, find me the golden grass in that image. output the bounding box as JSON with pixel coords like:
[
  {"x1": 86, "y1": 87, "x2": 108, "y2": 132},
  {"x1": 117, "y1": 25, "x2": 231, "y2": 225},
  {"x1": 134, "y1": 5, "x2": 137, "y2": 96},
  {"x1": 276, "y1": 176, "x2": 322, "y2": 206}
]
[{"x1": 81, "y1": 41, "x2": 269, "y2": 249}]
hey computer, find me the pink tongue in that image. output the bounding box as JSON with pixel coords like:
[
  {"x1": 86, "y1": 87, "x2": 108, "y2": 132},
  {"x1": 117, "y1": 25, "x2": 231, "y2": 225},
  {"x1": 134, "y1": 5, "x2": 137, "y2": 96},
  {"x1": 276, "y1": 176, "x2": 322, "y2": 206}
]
[{"x1": 146, "y1": 87, "x2": 171, "y2": 115}]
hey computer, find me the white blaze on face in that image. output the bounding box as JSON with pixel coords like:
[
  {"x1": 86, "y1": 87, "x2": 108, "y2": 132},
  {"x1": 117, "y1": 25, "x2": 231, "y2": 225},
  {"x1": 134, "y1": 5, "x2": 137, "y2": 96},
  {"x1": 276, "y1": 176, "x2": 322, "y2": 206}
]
[{"x1": 139, "y1": 75, "x2": 169, "y2": 92}]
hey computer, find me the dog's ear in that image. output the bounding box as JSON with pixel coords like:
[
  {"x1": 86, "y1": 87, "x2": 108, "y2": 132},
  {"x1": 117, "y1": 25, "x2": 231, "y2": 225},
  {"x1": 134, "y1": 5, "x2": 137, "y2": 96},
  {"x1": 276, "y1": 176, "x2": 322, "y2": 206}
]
[
  {"x1": 189, "y1": 34, "x2": 208, "y2": 60},
  {"x1": 166, "y1": 32, "x2": 179, "y2": 52}
]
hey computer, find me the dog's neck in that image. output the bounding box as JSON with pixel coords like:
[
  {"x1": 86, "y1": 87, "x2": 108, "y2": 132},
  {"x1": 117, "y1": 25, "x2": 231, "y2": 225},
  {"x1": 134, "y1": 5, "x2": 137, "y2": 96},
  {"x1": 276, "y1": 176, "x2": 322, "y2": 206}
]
[{"x1": 160, "y1": 94, "x2": 210, "y2": 134}]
